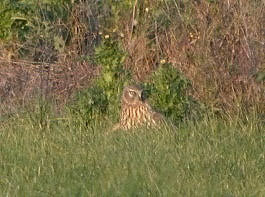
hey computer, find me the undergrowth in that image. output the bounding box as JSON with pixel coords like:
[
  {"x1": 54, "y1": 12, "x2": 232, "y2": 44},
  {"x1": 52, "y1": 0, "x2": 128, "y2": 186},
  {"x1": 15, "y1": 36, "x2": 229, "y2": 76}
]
[
  {"x1": 0, "y1": 0, "x2": 264, "y2": 116},
  {"x1": 68, "y1": 40, "x2": 201, "y2": 126}
]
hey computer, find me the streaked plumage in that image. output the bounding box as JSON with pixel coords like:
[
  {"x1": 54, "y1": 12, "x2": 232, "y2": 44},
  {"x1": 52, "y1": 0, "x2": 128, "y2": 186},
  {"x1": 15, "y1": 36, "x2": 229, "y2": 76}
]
[{"x1": 112, "y1": 85, "x2": 165, "y2": 131}]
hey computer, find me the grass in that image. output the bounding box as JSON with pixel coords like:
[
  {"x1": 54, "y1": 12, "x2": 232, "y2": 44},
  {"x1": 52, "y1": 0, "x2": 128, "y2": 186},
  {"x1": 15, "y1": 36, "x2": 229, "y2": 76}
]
[{"x1": 0, "y1": 107, "x2": 264, "y2": 196}]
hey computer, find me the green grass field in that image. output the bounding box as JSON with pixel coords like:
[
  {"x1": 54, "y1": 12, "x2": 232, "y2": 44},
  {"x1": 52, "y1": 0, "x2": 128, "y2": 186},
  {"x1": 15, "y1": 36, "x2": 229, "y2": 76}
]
[{"x1": 0, "y1": 109, "x2": 264, "y2": 196}]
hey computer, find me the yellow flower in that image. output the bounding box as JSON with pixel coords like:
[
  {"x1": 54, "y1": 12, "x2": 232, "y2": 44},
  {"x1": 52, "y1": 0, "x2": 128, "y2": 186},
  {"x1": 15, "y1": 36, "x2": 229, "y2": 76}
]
[
  {"x1": 160, "y1": 59, "x2": 166, "y2": 64},
  {"x1": 104, "y1": 35, "x2": 110, "y2": 39}
]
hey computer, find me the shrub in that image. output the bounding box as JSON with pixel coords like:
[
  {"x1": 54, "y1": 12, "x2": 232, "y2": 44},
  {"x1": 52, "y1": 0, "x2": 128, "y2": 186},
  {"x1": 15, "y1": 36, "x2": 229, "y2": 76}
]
[
  {"x1": 97, "y1": 0, "x2": 132, "y2": 34},
  {"x1": 0, "y1": 0, "x2": 32, "y2": 40},
  {"x1": 94, "y1": 39, "x2": 132, "y2": 115},
  {"x1": 0, "y1": 0, "x2": 72, "y2": 60},
  {"x1": 68, "y1": 86, "x2": 108, "y2": 127},
  {"x1": 69, "y1": 51, "x2": 202, "y2": 126},
  {"x1": 143, "y1": 63, "x2": 202, "y2": 123},
  {"x1": 68, "y1": 39, "x2": 132, "y2": 125}
]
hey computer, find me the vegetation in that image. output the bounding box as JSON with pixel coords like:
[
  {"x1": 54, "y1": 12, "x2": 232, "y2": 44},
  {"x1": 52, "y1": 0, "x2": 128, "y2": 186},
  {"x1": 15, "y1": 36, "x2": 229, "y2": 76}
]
[
  {"x1": 67, "y1": 39, "x2": 129, "y2": 127},
  {"x1": 0, "y1": 0, "x2": 264, "y2": 113},
  {"x1": 0, "y1": 106, "x2": 264, "y2": 196},
  {"x1": 143, "y1": 63, "x2": 201, "y2": 123},
  {"x1": 0, "y1": 0, "x2": 264, "y2": 196}
]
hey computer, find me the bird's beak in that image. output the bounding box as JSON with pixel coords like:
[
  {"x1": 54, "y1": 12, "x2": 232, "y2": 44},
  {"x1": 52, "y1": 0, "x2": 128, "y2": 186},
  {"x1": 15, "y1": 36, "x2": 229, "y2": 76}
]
[{"x1": 138, "y1": 90, "x2": 144, "y2": 101}]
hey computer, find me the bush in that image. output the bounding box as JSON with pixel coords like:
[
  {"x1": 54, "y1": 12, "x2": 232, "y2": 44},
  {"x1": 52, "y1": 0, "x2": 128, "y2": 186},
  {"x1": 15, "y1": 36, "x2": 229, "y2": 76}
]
[
  {"x1": 94, "y1": 39, "x2": 132, "y2": 115},
  {"x1": 0, "y1": 0, "x2": 73, "y2": 60},
  {"x1": 68, "y1": 39, "x2": 132, "y2": 125},
  {"x1": 68, "y1": 86, "x2": 108, "y2": 127},
  {"x1": 0, "y1": 0, "x2": 32, "y2": 40},
  {"x1": 1, "y1": 0, "x2": 263, "y2": 121},
  {"x1": 143, "y1": 63, "x2": 202, "y2": 123},
  {"x1": 69, "y1": 58, "x2": 202, "y2": 126}
]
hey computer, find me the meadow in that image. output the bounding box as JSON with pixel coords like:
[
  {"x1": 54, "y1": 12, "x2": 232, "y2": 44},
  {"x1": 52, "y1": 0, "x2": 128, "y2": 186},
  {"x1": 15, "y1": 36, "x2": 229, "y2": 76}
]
[
  {"x1": 0, "y1": 107, "x2": 264, "y2": 196},
  {"x1": 0, "y1": 0, "x2": 264, "y2": 196}
]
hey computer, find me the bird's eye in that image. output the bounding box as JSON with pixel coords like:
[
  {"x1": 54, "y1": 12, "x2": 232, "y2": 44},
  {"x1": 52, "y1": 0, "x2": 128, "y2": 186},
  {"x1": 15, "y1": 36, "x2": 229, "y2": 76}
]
[{"x1": 128, "y1": 90, "x2": 136, "y2": 97}]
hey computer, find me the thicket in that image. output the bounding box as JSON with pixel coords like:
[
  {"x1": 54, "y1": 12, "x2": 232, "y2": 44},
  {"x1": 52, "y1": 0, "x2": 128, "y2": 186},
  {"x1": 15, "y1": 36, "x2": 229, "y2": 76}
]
[{"x1": 0, "y1": 0, "x2": 264, "y2": 123}]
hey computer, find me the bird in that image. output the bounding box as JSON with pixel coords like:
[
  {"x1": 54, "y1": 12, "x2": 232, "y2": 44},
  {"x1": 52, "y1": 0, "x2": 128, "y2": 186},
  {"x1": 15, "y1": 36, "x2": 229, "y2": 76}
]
[{"x1": 112, "y1": 85, "x2": 165, "y2": 131}]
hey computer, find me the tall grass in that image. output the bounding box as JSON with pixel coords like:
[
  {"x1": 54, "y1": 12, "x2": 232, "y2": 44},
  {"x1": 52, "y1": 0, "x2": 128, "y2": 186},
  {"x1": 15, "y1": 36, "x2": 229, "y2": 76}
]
[{"x1": 0, "y1": 104, "x2": 264, "y2": 196}]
